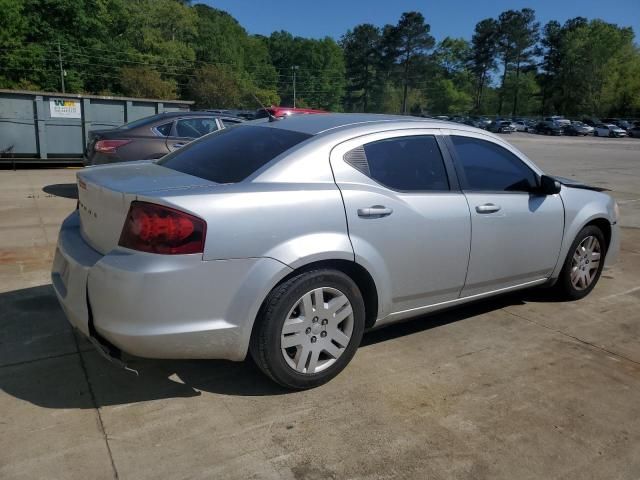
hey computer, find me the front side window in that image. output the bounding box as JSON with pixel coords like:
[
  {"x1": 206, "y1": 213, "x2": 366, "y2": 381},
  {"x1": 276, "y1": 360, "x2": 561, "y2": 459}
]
[
  {"x1": 175, "y1": 118, "x2": 219, "y2": 138},
  {"x1": 346, "y1": 135, "x2": 449, "y2": 192},
  {"x1": 451, "y1": 136, "x2": 537, "y2": 192},
  {"x1": 158, "y1": 125, "x2": 312, "y2": 184}
]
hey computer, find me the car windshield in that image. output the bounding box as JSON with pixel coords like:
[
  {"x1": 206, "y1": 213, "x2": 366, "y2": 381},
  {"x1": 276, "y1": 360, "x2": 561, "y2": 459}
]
[{"x1": 158, "y1": 125, "x2": 312, "y2": 183}]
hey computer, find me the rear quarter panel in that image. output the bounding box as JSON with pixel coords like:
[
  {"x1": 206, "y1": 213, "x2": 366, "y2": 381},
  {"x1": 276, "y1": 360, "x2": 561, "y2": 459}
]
[{"x1": 140, "y1": 141, "x2": 354, "y2": 267}]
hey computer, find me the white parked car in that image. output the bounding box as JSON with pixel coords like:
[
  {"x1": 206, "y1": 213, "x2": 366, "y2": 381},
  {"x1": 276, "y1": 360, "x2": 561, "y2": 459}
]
[
  {"x1": 571, "y1": 121, "x2": 594, "y2": 135},
  {"x1": 594, "y1": 124, "x2": 627, "y2": 138}
]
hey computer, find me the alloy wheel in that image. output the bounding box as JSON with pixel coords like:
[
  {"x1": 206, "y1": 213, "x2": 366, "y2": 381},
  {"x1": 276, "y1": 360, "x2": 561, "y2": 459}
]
[
  {"x1": 570, "y1": 236, "x2": 601, "y2": 290},
  {"x1": 280, "y1": 287, "x2": 354, "y2": 374}
]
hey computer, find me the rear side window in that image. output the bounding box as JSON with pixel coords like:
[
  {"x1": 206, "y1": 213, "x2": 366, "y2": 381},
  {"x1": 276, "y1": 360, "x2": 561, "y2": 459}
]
[
  {"x1": 175, "y1": 118, "x2": 218, "y2": 138},
  {"x1": 158, "y1": 126, "x2": 312, "y2": 183},
  {"x1": 153, "y1": 122, "x2": 173, "y2": 136},
  {"x1": 346, "y1": 135, "x2": 449, "y2": 191},
  {"x1": 451, "y1": 136, "x2": 537, "y2": 192}
]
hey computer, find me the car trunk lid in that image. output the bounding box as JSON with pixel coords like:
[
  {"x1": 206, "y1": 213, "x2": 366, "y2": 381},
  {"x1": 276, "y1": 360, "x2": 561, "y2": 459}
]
[{"x1": 77, "y1": 161, "x2": 214, "y2": 254}]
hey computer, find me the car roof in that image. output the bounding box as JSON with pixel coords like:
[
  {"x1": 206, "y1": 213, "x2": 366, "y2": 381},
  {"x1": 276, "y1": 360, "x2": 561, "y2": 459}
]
[{"x1": 250, "y1": 113, "x2": 455, "y2": 135}]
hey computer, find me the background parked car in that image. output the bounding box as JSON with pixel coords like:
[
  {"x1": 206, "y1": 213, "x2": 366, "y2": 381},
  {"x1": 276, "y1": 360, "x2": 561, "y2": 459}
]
[
  {"x1": 463, "y1": 118, "x2": 484, "y2": 128},
  {"x1": 544, "y1": 116, "x2": 571, "y2": 127},
  {"x1": 469, "y1": 116, "x2": 492, "y2": 129},
  {"x1": 512, "y1": 120, "x2": 533, "y2": 132},
  {"x1": 255, "y1": 106, "x2": 327, "y2": 119},
  {"x1": 488, "y1": 120, "x2": 516, "y2": 133},
  {"x1": 535, "y1": 121, "x2": 563, "y2": 136},
  {"x1": 627, "y1": 123, "x2": 640, "y2": 138},
  {"x1": 564, "y1": 121, "x2": 593, "y2": 136},
  {"x1": 582, "y1": 117, "x2": 600, "y2": 127},
  {"x1": 601, "y1": 118, "x2": 634, "y2": 131},
  {"x1": 594, "y1": 123, "x2": 627, "y2": 137},
  {"x1": 85, "y1": 112, "x2": 244, "y2": 166}
]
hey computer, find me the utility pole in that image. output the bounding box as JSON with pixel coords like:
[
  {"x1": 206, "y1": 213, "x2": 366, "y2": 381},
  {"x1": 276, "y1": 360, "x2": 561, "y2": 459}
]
[
  {"x1": 57, "y1": 41, "x2": 65, "y2": 93},
  {"x1": 291, "y1": 65, "x2": 299, "y2": 108}
]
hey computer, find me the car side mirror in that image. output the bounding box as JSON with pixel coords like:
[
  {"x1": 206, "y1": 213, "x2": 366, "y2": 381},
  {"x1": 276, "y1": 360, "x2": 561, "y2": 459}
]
[{"x1": 538, "y1": 175, "x2": 561, "y2": 195}]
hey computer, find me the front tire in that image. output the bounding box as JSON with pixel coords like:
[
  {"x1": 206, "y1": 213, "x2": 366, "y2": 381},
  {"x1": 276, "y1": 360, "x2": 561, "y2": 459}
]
[
  {"x1": 554, "y1": 225, "x2": 606, "y2": 300},
  {"x1": 250, "y1": 269, "x2": 365, "y2": 389}
]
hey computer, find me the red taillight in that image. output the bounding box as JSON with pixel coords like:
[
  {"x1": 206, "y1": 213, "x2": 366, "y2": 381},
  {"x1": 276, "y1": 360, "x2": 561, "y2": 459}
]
[
  {"x1": 118, "y1": 201, "x2": 206, "y2": 255},
  {"x1": 94, "y1": 139, "x2": 131, "y2": 153}
]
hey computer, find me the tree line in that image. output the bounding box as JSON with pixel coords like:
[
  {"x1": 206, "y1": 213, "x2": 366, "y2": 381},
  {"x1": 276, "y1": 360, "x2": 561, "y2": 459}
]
[{"x1": 2, "y1": 0, "x2": 639, "y2": 117}]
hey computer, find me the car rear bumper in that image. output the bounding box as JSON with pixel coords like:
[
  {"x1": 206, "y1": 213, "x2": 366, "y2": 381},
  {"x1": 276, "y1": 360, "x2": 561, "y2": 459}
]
[{"x1": 52, "y1": 211, "x2": 291, "y2": 362}]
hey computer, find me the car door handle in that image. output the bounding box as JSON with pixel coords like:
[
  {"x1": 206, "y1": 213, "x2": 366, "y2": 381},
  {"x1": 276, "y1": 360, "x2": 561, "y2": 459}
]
[
  {"x1": 475, "y1": 203, "x2": 501, "y2": 214},
  {"x1": 357, "y1": 206, "x2": 393, "y2": 218},
  {"x1": 170, "y1": 142, "x2": 186, "y2": 149}
]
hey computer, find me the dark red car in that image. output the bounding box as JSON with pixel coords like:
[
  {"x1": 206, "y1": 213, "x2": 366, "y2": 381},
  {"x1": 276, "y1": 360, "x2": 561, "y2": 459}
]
[{"x1": 254, "y1": 106, "x2": 327, "y2": 119}]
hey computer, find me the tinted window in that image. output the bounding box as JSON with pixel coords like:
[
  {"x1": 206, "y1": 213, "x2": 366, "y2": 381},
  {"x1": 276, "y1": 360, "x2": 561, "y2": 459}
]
[
  {"x1": 451, "y1": 136, "x2": 537, "y2": 192},
  {"x1": 158, "y1": 126, "x2": 312, "y2": 183},
  {"x1": 354, "y1": 136, "x2": 449, "y2": 191},
  {"x1": 154, "y1": 122, "x2": 173, "y2": 136},
  {"x1": 175, "y1": 118, "x2": 218, "y2": 138}
]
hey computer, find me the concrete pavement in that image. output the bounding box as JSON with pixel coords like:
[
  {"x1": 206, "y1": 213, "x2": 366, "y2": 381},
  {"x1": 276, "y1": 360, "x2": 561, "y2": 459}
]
[{"x1": 1, "y1": 135, "x2": 639, "y2": 479}]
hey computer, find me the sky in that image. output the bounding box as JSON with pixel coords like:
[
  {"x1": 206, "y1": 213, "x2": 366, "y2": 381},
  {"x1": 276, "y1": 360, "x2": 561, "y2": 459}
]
[{"x1": 203, "y1": 0, "x2": 640, "y2": 41}]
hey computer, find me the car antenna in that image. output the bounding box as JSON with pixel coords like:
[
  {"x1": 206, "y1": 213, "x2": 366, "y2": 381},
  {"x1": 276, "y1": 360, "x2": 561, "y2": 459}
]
[{"x1": 251, "y1": 92, "x2": 279, "y2": 122}]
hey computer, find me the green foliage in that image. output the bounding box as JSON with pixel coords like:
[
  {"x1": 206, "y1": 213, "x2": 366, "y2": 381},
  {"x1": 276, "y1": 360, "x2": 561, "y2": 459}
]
[
  {"x1": 496, "y1": 8, "x2": 540, "y2": 115},
  {"x1": 187, "y1": 64, "x2": 280, "y2": 109},
  {"x1": 470, "y1": 18, "x2": 500, "y2": 112},
  {"x1": 120, "y1": 66, "x2": 177, "y2": 99},
  {"x1": 341, "y1": 24, "x2": 382, "y2": 112},
  {"x1": 264, "y1": 32, "x2": 345, "y2": 110},
  {"x1": 539, "y1": 17, "x2": 640, "y2": 117},
  {"x1": 380, "y1": 12, "x2": 435, "y2": 113},
  {"x1": 0, "y1": 3, "x2": 638, "y2": 117}
]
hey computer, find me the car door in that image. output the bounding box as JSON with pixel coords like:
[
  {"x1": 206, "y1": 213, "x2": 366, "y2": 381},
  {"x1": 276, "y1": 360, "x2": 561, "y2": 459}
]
[
  {"x1": 446, "y1": 132, "x2": 564, "y2": 297},
  {"x1": 330, "y1": 130, "x2": 471, "y2": 318},
  {"x1": 166, "y1": 116, "x2": 220, "y2": 152}
]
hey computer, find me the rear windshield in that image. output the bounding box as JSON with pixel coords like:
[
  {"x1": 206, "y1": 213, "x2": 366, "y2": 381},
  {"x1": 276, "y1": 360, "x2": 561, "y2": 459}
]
[
  {"x1": 118, "y1": 115, "x2": 164, "y2": 130},
  {"x1": 158, "y1": 125, "x2": 312, "y2": 183}
]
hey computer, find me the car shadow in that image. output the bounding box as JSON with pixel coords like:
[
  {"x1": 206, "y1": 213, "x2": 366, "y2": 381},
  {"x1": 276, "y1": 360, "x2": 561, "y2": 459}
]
[
  {"x1": 42, "y1": 183, "x2": 78, "y2": 199},
  {"x1": 0, "y1": 283, "x2": 561, "y2": 409}
]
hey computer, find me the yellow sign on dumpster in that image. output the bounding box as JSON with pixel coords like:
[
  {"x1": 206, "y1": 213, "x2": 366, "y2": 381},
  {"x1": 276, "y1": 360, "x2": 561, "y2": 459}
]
[{"x1": 50, "y1": 98, "x2": 81, "y2": 118}]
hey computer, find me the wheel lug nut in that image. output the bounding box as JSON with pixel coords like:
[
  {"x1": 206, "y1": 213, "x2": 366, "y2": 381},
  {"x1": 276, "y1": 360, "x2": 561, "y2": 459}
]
[
  {"x1": 312, "y1": 317, "x2": 318, "y2": 323},
  {"x1": 305, "y1": 327, "x2": 311, "y2": 334},
  {"x1": 311, "y1": 336, "x2": 317, "y2": 343},
  {"x1": 321, "y1": 319, "x2": 328, "y2": 325},
  {"x1": 320, "y1": 331, "x2": 327, "y2": 338}
]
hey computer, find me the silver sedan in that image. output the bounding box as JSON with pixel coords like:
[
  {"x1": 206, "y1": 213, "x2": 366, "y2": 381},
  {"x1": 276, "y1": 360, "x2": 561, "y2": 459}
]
[{"x1": 52, "y1": 114, "x2": 620, "y2": 389}]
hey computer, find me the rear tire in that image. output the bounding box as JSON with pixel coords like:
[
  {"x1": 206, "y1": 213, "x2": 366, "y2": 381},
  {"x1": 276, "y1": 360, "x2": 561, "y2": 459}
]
[
  {"x1": 554, "y1": 225, "x2": 606, "y2": 300},
  {"x1": 250, "y1": 269, "x2": 365, "y2": 390}
]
